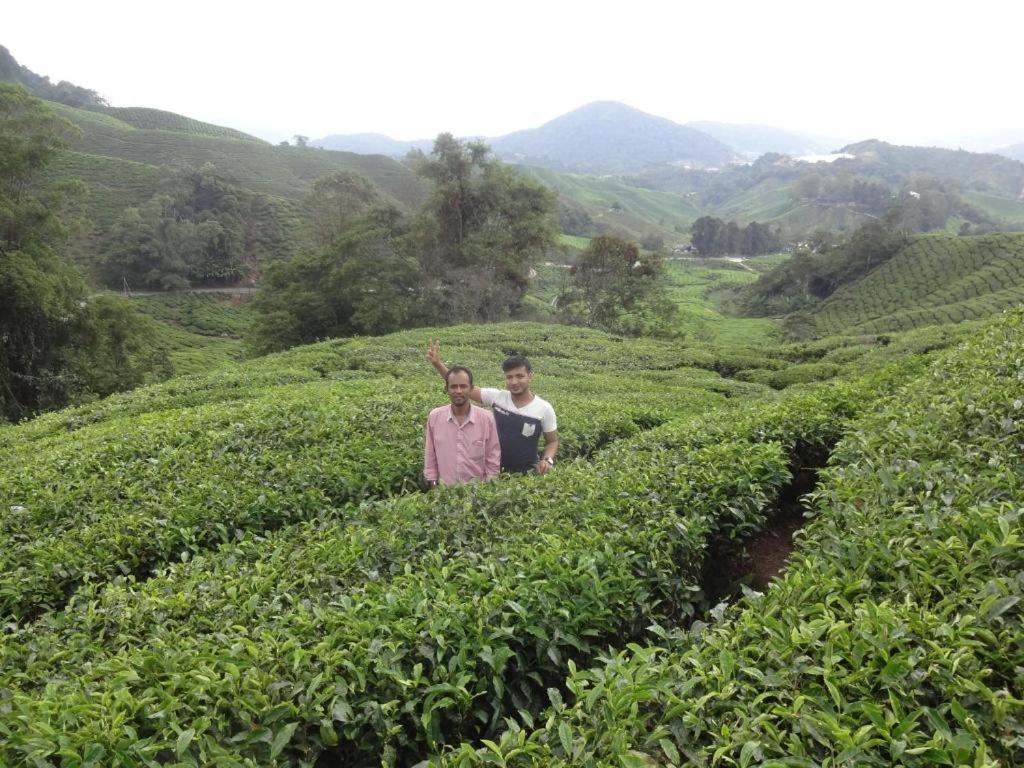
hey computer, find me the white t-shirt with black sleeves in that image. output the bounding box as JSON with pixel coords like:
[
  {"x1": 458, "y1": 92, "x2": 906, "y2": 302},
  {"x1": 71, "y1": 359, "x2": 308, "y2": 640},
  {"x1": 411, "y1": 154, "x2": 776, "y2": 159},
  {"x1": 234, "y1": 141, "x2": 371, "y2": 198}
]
[{"x1": 479, "y1": 388, "x2": 557, "y2": 473}]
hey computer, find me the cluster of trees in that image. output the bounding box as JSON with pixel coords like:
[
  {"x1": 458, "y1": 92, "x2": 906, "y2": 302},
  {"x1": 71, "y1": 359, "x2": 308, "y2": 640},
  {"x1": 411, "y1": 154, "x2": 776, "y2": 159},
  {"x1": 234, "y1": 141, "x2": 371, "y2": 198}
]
[
  {"x1": 791, "y1": 173, "x2": 892, "y2": 213},
  {"x1": 101, "y1": 165, "x2": 289, "y2": 290},
  {"x1": 556, "y1": 235, "x2": 676, "y2": 336},
  {"x1": 0, "y1": 45, "x2": 106, "y2": 108},
  {"x1": 690, "y1": 216, "x2": 782, "y2": 256},
  {"x1": 249, "y1": 135, "x2": 558, "y2": 353},
  {"x1": 0, "y1": 84, "x2": 166, "y2": 422},
  {"x1": 558, "y1": 201, "x2": 595, "y2": 237}
]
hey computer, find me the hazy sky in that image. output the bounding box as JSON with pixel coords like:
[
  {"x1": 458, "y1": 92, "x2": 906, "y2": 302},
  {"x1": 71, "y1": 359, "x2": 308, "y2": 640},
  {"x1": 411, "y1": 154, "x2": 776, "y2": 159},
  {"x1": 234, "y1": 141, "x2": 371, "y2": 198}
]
[{"x1": 7, "y1": 0, "x2": 1023, "y2": 148}]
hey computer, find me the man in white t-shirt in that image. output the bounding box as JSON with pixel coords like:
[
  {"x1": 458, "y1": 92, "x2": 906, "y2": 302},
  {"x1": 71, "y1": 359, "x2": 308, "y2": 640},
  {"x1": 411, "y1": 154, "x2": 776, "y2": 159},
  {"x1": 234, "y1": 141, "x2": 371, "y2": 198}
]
[{"x1": 426, "y1": 341, "x2": 558, "y2": 474}]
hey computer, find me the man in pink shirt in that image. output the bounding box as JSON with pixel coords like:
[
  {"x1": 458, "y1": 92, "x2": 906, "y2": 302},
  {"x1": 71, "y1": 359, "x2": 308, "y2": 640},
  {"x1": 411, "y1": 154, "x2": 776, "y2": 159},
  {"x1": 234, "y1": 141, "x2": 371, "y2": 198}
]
[{"x1": 424, "y1": 366, "x2": 501, "y2": 488}]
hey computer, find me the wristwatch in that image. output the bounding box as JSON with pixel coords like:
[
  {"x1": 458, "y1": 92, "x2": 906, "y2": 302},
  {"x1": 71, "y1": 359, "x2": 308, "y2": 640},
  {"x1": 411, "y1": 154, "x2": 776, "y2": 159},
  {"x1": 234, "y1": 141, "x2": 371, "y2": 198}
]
[{"x1": 543, "y1": 457, "x2": 554, "y2": 466}]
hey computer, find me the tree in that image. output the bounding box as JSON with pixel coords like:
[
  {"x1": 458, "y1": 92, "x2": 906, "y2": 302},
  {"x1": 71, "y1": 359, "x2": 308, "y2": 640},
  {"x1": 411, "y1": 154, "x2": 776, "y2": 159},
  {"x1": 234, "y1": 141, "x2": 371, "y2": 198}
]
[
  {"x1": 293, "y1": 134, "x2": 309, "y2": 147},
  {"x1": 249, "y1": 135, "x2": 557, "y2": 352},
  {"x1": 409, "y1": 134, "x2": 556, "y2": 322},
  {"x1": 691, "y1": 215, "x2": 781, "y2": 257},
  {"x1": 305, "y1": 170, "x2": 383, "y2": 247},
  {"x1": 0, "y1": 84, "x2": 161, "y2": 420},
  {"x1": 640, "y1": 233, "x2": 664, "y2": 251},
  {"x1": 248, "y1": 206, "x2": 420, "y2": 354},
  {"x1": 690, "y1": 215, "x2": 726, "y2": 256},
  {"x1": 102, "y1": 164, "x2": 286, "y2": 289},
  {"x1": 557, "y1": 234, "x2": 676, "y2": 335}
]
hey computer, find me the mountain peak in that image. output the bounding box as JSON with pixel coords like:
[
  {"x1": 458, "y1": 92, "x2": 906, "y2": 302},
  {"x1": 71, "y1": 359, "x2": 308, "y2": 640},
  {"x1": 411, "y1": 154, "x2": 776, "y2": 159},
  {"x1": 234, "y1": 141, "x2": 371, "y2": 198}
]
[{"x1": 491, "y1": 101, "x2": 735, "y2": 173}]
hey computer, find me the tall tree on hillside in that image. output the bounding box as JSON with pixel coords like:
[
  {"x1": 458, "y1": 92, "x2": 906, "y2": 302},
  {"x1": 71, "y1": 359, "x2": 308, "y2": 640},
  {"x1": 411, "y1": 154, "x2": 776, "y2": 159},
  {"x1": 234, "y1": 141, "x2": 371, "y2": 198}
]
[
  {"x1": 557, "y1": 234, "x2": 676, "y2": 335},
  {"x1": 690, "y1": 215, "x2": 726, "y2": 256},
  {"x1": 305, "y1": 170, "x2": 384, "y2": 247},
  {"x1": 409, "y1": 134, "x2": 557, "y2": 322},
  {"x1": 249, "y1": 204, "x2": 420, "y2": 354},
  {"x1": 0, "y1": 84, "x2": 161, "y2": 421},
  {"x1": 249, "y1": 136, "x2": 557, "y2": 353}
]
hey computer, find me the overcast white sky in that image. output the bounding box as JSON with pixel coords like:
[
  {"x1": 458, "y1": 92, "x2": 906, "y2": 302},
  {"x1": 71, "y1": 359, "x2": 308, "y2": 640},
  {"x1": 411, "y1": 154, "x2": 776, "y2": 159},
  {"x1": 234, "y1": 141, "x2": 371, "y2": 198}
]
[{"x1": 6, "y1": 0, "x2": 1023, "y2": 148}]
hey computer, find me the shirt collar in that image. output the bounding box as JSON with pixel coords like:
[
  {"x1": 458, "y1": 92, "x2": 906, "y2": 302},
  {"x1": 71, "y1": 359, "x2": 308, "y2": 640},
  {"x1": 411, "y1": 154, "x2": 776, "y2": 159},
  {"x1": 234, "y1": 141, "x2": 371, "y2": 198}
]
[{"x1": 447, "y1": 405, "x2": 475, "y2": 424}]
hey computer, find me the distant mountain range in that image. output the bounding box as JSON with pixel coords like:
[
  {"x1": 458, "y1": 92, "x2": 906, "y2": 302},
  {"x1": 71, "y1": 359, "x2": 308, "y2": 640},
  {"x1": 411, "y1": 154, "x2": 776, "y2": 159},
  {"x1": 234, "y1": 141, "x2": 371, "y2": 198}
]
[
  {"x1": 3, "y1": 43, "x2": 1024, "y2": 259},
  {"x1": 313, "y1": 133, "x2": 434, "y2": 156},
  {"x1": 685, "y1": 121, "x2": 839, "y2": 159},
  {"x1": 488, "y1": 101, "x2": 735, "y2": 172},
  {"x1": 314, "y1": 102, "x2": 837, "y2": 173}
]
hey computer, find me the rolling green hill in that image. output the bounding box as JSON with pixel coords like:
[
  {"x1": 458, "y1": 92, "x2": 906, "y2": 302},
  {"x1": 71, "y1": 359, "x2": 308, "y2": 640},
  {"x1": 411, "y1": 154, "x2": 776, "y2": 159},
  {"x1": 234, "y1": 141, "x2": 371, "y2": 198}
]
[
  {"x1": 88, "y1": 105, "x2": 265, "y2": 142},
  {"x1": 48, "y1": 101, "x2": 430, "y2": 208},
  {"x1": 518, "y1": 164, "x2": 702, "y2": 242},
  {"x1": 809, "y1": 232, "x2": 1024, "y2": 334}
]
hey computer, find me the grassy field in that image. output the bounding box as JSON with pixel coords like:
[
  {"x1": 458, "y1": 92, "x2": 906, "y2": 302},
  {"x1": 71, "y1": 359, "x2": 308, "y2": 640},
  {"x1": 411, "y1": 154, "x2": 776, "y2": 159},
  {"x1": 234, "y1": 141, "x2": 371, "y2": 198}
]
[{"x1": 665, "y1": 257, "x2": 781, "y2": 346}]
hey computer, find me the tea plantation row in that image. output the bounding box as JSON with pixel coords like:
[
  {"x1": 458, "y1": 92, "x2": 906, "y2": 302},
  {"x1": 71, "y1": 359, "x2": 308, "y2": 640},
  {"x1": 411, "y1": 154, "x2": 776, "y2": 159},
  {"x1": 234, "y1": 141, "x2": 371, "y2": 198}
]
[
  {"x1": 0, "y1": 373, "x2": 882, "y2": 766},
  {"x1": 812, "y1": 233, "x2": 1024, "y2": 335},
  {"x1": 441, "y1": 307, "x2": 1024, "y2": 767},
  {"x1": 2, "y1": 324, "x2": 766, "y2": 622}
]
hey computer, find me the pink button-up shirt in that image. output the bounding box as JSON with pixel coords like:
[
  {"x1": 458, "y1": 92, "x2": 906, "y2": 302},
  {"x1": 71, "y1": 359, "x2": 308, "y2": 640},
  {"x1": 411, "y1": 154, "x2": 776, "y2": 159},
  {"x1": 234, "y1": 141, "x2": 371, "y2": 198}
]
[{"x1": 423, "y1": 404, "x2": 501, "y2": 486}]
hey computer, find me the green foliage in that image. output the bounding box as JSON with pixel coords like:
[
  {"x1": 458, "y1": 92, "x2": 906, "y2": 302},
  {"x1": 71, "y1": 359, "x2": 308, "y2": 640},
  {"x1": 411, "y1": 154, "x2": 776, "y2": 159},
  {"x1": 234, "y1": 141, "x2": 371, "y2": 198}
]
[
  {"x1": 440, "y1": 307, "x2": 1024, "y2": 768},
  {"x1": 127, "y1": 292, "x2": 253, "y2": 375},
  {"x1": 304, "y1": 169, "x2": 384, "y2": 247},
  {"x1": 0, "y1": 84, "x2": 163, "y2": 421},
  {"x1": 518, "y1": 163, "x2": 702, "y2": 243},
  {"x1": 0, "y1": 363, "x2": 875, "y2": 765},
  {"x1": 100, "y1": 163, "x2": 290, "y2": 290},
  {"x1": 810, "y1": 232, "x2": 1024, "y2": 335},
  {"x1": 412, "y1": 134, "x2": 558, "y2": 323},
  {"x1": 0, "y1": 322, "x2": 756, "y2": 621},
  {"x1": 690, "y1": 215, "x2": 782, "y2": 256},
  {"x1": 0, "y1": 297, "x2": 1011, "y2": 765},
  {"x1": 557, "y1": 234, "x2": 677, "y2": 336},
  {"x1": 130, "y1": 291, "x2": 253, "y2": 338},
  {"x1": 743, "y1": 212, "x2": 911, "y2": 319},
  {"x1": 249, "y1": 206, "x2": 421, "y2": 353},
  {"x1": 88, "y1": 106, "x2": 263, "y2": 142},
  {"x1": 249, "y1": 137, "x2": 559, "y2": 352}
]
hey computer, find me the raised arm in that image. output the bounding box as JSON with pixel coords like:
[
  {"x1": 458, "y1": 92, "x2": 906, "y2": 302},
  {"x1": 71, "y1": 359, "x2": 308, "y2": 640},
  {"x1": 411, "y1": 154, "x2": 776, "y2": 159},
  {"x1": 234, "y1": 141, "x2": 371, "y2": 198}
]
[
  {"x1": 426, "y1": 339, "x2": 449, "y2": 379},
  {"x1": 426, "y1": 340, "x2": 483, "y2": 403}
]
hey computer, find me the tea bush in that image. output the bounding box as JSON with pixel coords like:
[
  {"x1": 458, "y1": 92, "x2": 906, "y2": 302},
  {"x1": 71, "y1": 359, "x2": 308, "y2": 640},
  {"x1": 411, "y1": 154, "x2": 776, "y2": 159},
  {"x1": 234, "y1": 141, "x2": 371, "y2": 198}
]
[
  {"x1": 0, "y1": 379, "x2": 875, "y2": 766},
  {"x1": 441, "y1": 308, "x2": 1024, "y2": 767}
]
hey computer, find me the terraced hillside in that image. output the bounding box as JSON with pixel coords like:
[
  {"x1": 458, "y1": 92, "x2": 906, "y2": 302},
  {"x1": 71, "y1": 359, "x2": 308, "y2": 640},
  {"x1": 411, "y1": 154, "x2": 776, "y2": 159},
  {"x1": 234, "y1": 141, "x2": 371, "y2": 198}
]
[
  {"x1": 517, "y1": 165, "x2": 702, "y2": 243},
  {"x1": 811, "y1": 232, "x2": 1024, "y2": 334},
  {"x1": 46, "y1": 101, "x2": 430, "y2": 208},
  {"x1": 89, "y1": 105, "x2": 264, "y2": 141}
]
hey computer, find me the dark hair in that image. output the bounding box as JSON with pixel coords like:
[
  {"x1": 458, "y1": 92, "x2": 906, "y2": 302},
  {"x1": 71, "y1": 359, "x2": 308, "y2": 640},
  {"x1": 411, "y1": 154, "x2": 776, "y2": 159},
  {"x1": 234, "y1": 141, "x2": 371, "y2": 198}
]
[
  {"x1": 445, "y1": 365, "x2": 474, "y2": 387},
  {"x1": 502, "y1": 355, "x2": 532, "y2": 374}
]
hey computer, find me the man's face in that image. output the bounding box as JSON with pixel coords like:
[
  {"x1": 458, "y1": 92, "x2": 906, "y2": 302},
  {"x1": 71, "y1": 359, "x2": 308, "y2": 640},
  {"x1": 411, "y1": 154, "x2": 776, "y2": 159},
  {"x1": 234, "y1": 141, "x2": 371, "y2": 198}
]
[
  {"x1": 446, "y1": 370, "x2": 472, "y2": 407},
  {"x1": 504, "y1": 365, "x2": 531, "y2": 396}
]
